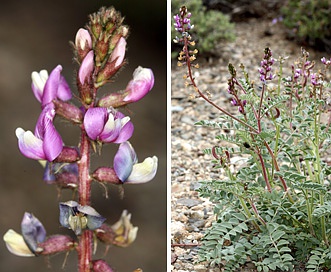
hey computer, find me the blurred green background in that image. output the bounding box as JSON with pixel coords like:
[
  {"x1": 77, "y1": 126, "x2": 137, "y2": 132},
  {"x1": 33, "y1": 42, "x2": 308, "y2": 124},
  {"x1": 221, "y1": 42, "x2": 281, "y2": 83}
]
[{"x1": 0, "y1": 0, "x2": 166, "y2": 271}]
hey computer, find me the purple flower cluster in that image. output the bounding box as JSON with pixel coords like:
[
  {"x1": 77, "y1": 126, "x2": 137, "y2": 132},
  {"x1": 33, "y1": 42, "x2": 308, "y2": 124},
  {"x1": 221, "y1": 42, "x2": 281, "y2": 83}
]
[
  {"x1": 258, "y1": 48, "x2": 275, "y2": 82},
  {"x1": 173, "y1": 6, "x2": 193, "y2": 34},
  {"x1": 311, "y1": 72, "x2": 323, "y2": 87},
  {"x1": 6, "y1": 7, "x2": 158, "y2": 270}
]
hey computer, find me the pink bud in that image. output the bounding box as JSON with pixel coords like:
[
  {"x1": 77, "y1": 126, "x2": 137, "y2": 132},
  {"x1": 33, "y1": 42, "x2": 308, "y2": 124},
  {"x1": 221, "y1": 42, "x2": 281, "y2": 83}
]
[
  {"x1": 78, "y1": 50, "x2": 94, "y2": 85},
  {"x1": 38, "y1": 235, "x2": 75, "y2": 255},
  {"x1": 92, "y1": 259, "x2": 114, "y2": 272},
  {"x1": 123, "y1": 66, "x2": 154, "y2": 103},
  {"x1": 110, "y1": 37, "x2": 126, "y2": 68},
  {"x1": 75, "y1": 28, "x2": 92, "y2": 51},
  {"x1": 92, "y1": 167, "x2": 121, "y2": 184}
]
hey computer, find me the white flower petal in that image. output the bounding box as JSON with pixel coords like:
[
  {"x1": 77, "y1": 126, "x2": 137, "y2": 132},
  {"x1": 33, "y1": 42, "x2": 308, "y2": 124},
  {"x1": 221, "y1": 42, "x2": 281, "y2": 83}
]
[
  {"x1": 31, "y1": 70, "x2": 48, "y2": 92},
  {"x1": 3, "y1": 229, "x2": 35, "y2": 257},
  {"x1": 126, "y1": 156, "x2": 158, "y2": 184}
]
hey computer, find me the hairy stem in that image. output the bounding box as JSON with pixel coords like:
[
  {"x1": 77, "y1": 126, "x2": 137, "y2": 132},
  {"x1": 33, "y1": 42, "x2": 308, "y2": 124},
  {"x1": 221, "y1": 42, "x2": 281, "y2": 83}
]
[{"x1": 78, "y1": 130, "x2": 92, "y2": 271}]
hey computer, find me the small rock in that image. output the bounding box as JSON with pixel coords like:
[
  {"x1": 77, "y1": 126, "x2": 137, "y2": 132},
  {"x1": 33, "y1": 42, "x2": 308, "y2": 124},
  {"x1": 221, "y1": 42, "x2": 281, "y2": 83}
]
[
  {"x1": 177, "y1": 198, "x2": 202, "y2": 208},
  {"x1": 189, "y1": 210, "x2": 205, "y2": 220}
]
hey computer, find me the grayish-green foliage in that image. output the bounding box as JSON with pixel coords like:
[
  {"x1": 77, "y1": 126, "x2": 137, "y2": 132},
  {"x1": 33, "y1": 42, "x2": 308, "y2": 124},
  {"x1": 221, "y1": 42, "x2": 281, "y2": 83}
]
[{"x1": 196, "y1": 52, "x2": 331, "y2": 270}]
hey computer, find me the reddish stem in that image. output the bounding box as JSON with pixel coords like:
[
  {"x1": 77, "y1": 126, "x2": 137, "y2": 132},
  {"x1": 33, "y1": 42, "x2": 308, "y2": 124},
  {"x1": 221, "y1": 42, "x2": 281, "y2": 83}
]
[
  {"x1": 182, "y1": 38, "x2": 258, "y2": 135},
  {"x1": 78, "y1": 130, "x2": 92, "y2": 272},
  {"x1": 257, "y1": 150, "x2": 272, "y2": 192}
]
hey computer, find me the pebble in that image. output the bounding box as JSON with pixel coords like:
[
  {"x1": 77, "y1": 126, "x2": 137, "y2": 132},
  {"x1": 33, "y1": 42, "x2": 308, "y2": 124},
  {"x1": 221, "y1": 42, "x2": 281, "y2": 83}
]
[{"x1": 176, "y1": 198, "x2": 202, "y2": 208}]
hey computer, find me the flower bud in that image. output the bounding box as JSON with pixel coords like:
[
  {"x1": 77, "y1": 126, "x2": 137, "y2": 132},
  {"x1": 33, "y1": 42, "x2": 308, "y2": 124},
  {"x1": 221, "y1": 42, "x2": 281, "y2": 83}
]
[
  {"x1": 97, "y1": 92, "x2": 124, "y2": 108},
  {"x1": 43, "y1": 162, "x2": 79, "y2": 189},
  {"x1": 95, "y1": 36, "x2": 110, "y2": 66},
  {"x1": 38, "y1": 235, "x2": 75, "y2": 255},
  {"x1": 95, "y1": 223, "x2": 116, "y2": 245},
  {"x1": 87, "y1": 7, "x2": 129, "y2": 87},
  {"x1": 55, "y1": 146, "x2": 80, "y2": 163},
  {"x1": 109, "y1": 37, "x2": 126, "y2": 69},
  {"x1": 123, "y1": 67, "x2": 154, "y2": 103},
  {"x1": 92, "y1": 259, "x2": 114, "y2": 272},
  {"x1": 75, "y1": 28, "x2": 92, "y2": 61},
  {"x1": 78, "y1": 50, "x2": 94, "y2": 85},
  {"x1": 53, "y1": 99, "x2": 83, "y2": 124},
  {"x1": 92, "y1": 167, "x2": 121, "y2": 184}
]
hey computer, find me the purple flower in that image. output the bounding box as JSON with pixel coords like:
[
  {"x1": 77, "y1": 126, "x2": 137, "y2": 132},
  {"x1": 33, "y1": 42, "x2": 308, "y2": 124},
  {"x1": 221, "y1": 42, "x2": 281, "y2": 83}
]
[
  {"x1": 83, "y1": 107, "x2": 134, "y2": 143},
  {"x1": 3, "y1": 213, "x2": 46, "y2": 257},
  {"x1": 114, "y1": 141, "x2": 158, "y2": 184},
  {"x1": 15, "y1": 103, "x2": 63, "y2": 161},
  {"x1": 21, "y1": 213, "x2": 46, "y2": 253},
  {"x1": 59, "y1": 201, "x2": 106, "y2": 235},
  {"x1": 311, "y1": 73, "x2": 323, "y2": 86},
  {"x1": 31, "y1": 65, "x2": 72, "y2": 107},
  {"x1": 123, "y1": 66, "x2": 154, "y2": 103},
  {"x1": 321, "y1": 57, "x2": 331, "y2": 66}
]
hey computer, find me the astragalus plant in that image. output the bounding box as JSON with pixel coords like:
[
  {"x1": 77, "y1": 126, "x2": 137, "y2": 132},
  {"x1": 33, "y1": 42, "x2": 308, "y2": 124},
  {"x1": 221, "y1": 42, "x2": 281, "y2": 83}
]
[{"x1": 174, "y1": 5, "x2": 331, "y2": 272}]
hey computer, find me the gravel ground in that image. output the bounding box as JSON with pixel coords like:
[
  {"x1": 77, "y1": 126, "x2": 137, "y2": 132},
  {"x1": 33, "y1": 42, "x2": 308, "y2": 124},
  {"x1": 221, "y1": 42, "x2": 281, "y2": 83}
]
[{"x1": 171, "y1": 18, "x2": 328, "y2": 272}]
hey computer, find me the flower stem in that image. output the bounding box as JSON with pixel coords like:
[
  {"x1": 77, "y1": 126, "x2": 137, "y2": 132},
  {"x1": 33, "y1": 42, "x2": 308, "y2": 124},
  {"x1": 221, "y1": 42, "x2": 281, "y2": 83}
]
[
  {"x1": 79, "y1": 230, "x2": 93, "y2": 271},
  {"x1": 78, "y1": 130, "x2": 92, "y2": 271},
  {"x1": 79, "y1": 130, "x2": 91, "y2": 206},
  {"x1": 182, "y1": 37, "x2": 259, "y2": 135}
]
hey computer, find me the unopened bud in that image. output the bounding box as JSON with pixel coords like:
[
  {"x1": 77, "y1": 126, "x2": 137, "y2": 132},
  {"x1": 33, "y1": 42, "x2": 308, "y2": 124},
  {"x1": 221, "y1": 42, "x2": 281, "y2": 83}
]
[
  {"x1": 97, "y1": 92, "x2": 125, "y2": 108},
  {"x1": 92, "y1": 259, "x2": 114, "y2": 272},
  {"x1": 53, "y1": 100, "x2": 83, "y2": 124},
  {"x1": 78, "y1": 50, "x2": 94, "y2": 85},
  {"x1": 55, "y1": 147, "x2": 80, "y2": 163},
  {"x1": 75, "y1": 28, "x2": 92, "y2": 61},
  {"x1": 92, "y1": 167, "x2": 121, "y2": 184},
  {"x1": 38, "y1": 235, "x2": 75, "y2": 255}
]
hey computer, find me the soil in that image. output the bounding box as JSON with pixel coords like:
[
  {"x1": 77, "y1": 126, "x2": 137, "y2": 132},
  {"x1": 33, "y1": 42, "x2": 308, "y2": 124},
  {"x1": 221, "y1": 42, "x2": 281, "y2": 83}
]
[{"x1": 171, "y1": 17, "x2": 328, "y2": 272}]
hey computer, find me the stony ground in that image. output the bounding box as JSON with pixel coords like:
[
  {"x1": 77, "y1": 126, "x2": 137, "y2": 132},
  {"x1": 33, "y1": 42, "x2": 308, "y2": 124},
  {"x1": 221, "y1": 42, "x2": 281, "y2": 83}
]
[{"x1": 171, "y1": 18, "x2": 328, "y2": 272}]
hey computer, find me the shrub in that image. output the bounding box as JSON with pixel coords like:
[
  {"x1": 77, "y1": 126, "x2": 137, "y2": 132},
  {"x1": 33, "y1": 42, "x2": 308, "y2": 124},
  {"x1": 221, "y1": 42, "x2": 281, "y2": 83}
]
[{"x1": 281, "y1": 0, "x2": 331, "y2": 52}]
